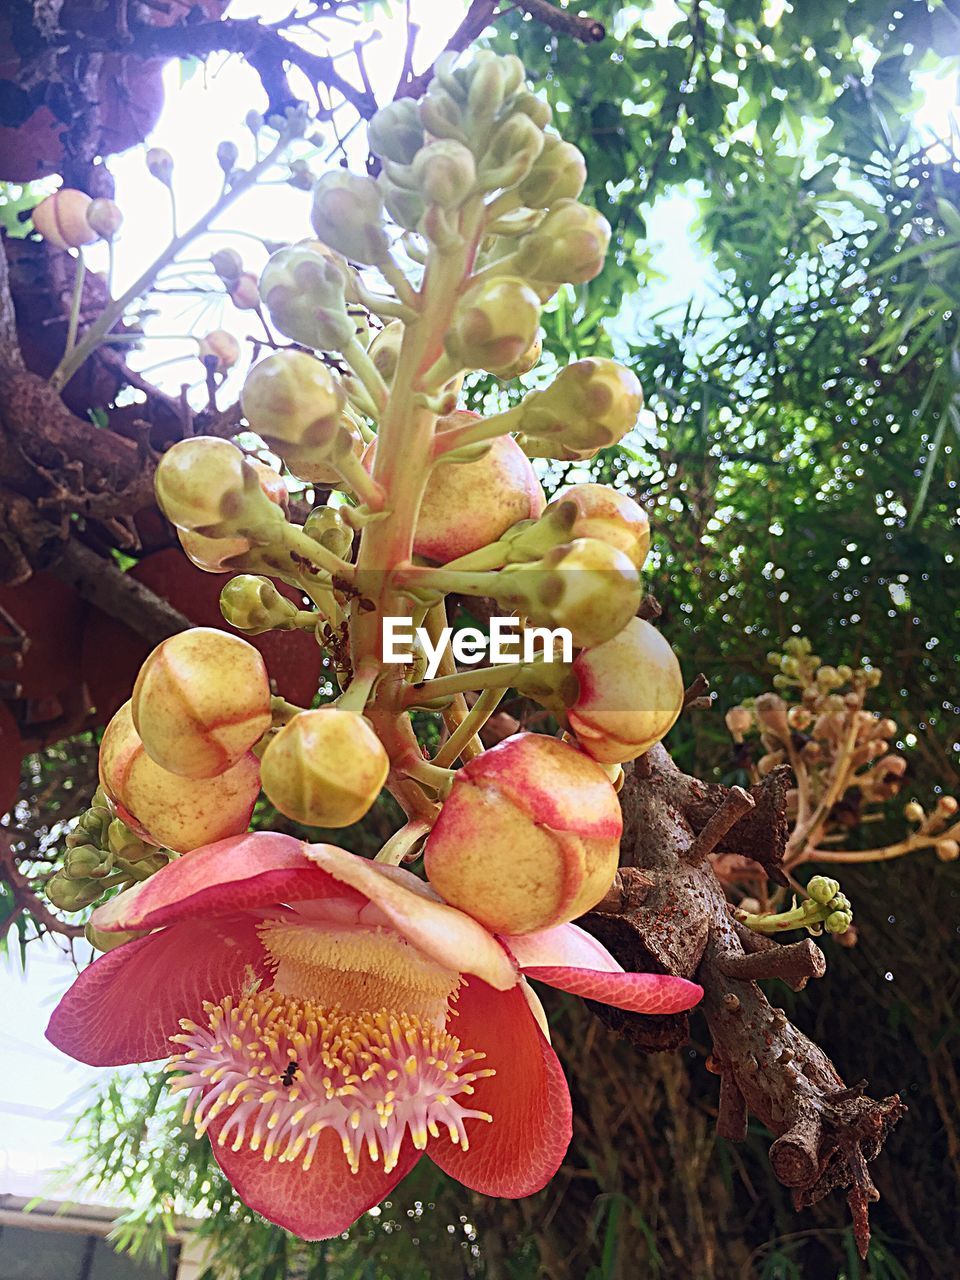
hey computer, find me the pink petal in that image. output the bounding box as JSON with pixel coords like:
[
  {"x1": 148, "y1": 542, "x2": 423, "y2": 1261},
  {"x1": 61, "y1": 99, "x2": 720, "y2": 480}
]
[
  {"x1": 208, "y1": 1123, "x2": 420, "y2": 1240},
  {"x1": 304, "y1": 845, "x2": 518, "y2": 992},
  {"x1": 428, "y1": 978, "x2": 571, "y2": 1197},
  {"x1": 46, "y1": 914, "x2": 268, "y2": 1066},
  {"x1": 504, "y1": 921, "x2": 625, "y2": 972},
  {"x1": 523, "y1": 965, "x2": 703, "y2": 1015},
  {"x1": 92, "y1": 832, "x2": 363, "y2": 933}
]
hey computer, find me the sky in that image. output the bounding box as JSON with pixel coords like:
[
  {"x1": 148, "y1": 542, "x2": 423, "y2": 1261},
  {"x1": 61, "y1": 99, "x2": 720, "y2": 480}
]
[{"x1": 1, "y1": 0, "x2": 957, "y2": 1213}]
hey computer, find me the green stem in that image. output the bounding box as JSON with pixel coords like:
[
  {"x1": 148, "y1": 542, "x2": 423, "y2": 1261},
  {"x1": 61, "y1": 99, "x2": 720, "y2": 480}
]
[
  {"x1": 393, "y1": 563, "x2": 501, "y2": 600},
  {"x1": 279, "y1": 524, "x2": 356, "y2": 580},
  {"x1": 63, "y1": 254, "x2": 86, "y2": 362},
  {"x1": 432, "y1": 405, "x2": 524, "y2": 456},
  {"x1": 343, "y1": 335, "x2": 390, "y2": 413},
  {"x1": 373, "y1": 819, "x2": 433, "y2": 866},
  {"x1": 407, "y1": 662, "x2": 532, "y2": 704},
  {"x1": 335, "y1": 449, "x2": 387, "y2": 511},
  {"x1": 337, "y1": 662, "x2": 380, "y2": 714},
  {"x1": 433, "y1": 687, "x2": 506, "y2": 768},
  {"x1": 50, "y1": 125, "x2": 297, "y2": 392}
]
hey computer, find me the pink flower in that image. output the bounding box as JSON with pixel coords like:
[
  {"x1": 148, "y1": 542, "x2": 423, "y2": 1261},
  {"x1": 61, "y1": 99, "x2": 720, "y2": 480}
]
[{"x1": 47, "y1": 833, "x2": 701, "y2": 1239}]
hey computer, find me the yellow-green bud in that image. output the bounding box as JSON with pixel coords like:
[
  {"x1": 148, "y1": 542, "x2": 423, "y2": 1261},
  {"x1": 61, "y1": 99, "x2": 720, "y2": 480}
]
[
  {"x1": 419, "y1": 86, "x2": 467, "y2": 145},
  {"x1": 412, "y1": 140, "x2": 476, "y2": 208},
  {"x1": 515, "y1": 200, "x2": 610, "y2": 285},
  {"x1": 303, "y1": 506, "x2": 353, "y2": 559},
  {"x1": 156, "y1": 437, "x2": 286, "y2": 539},
  {"x1": 311, "y1": 170, "x2": 390, "y2": 266},
  {"x1": 497, "y1": 537, "x2": 642, "y2": 649},
  {"x1": 220, "y1": 575, "x2": 299, "y2": 635},
  {"x1": 63, "y1": 844, "x2": 107, "y2": 879},
  {"x1": 511, "y1": 90, "x2": 553, "y2": 130},
  {"x1": 85, "y1": 922, "x2": 146, "y2": 952},
  {"x1": 380, "y1": 175, "x2": 426, "y2": 232},
  {"x1": 46, "y1": 872, "x2": 100, "y2": 911},
  {"x1": 445, "y1": 276, "x2": 541, "y2": 376},
  {"x1": 368, "y1": 98, "x2": 425, "y2": 165},
  {"x1": 258, "y1": 245, "x2": 355, "y2": 352},
  {"x1": 807, "y1": 875, "x2": 840, "y2": 906},
  {"x1": 241, "y1": 350, "x2": 355, "y2": 483},
  {"x1": 367, "y1": 321, "x2": 404, "y2": 385},
  {"x1": 518, "y1": 136, "x2": 587, "y2": 207},
  {"x1": 481, "y1": 113, "x2": 545, "y2": 189},
  {"x1": 516, "y1": 358, "x2": 643, "y2": 461},
  {"x1": 824, "y1": 910, "x2": 853, "y2": 934}
]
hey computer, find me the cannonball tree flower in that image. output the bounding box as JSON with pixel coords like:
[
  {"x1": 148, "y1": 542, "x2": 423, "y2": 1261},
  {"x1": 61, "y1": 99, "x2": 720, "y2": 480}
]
[{"x1": 46, "y1": 833, "x2": 701, "y2": 1239}]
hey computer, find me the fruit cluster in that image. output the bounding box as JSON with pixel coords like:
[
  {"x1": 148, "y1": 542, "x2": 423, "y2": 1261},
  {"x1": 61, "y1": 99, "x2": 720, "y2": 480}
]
[{"x1": 65, "y1": 50, "x2": 687, "y2": 942}]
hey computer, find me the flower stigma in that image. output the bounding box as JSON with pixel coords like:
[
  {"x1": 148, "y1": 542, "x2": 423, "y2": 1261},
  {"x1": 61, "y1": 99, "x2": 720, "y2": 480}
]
[{"x1": 166, "y1": 920, "x2": 495, "y2": 1173}]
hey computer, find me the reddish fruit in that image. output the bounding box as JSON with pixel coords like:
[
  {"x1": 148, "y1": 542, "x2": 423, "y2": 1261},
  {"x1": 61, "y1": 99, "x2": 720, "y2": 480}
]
[{"x1": 79, "y1": 549, "x2": 323, "y2": 722}]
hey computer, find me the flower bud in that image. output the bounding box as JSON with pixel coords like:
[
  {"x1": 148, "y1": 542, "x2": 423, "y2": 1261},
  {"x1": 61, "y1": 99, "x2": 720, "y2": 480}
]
[
  {"x1": 63, "y1": 844, "x2": 107, "y2": 879},
  {"x1": 424, "y1": 732, "x2": 621, "y2": 934},
  {"x1": 754, "y1": 693, "x2": 790, "y2": 743},
  {"x1": 146, "y1": 147, "x2": 174, "y2": 186},
  {"x1": 86, "y1": 197, "x2": 123, "y2": 240},
  {"x1": 567, "y1": 618, "x2": 683, "y2": 764},
  {"x1": 725, "y1": 705, "x2": 753, "y2": 741},
  {"x1": 368, "y1": 98, "x2": 425, "y2": 165},
  {"x1": 85, "y1": 922, "x2": 146, "y2": 952},
  {"x1": 511, "y1": 90, "x2": 552, "y2": 129},
  {"x1": 106, "y1": 818, "x2": 154, "y2": 862},
  {"x1": 46, "y1": 871, "x2": 101, "y2": 912},
  {"x1": 419, "y1": 86, "x2": 467, "y2": 145},
  {"x1": 412, "y1": 140, "x2": 476, "y2": 208},
  {"x1": 380, "y1": 176, "x2": 426, "y2": 232},
  {"x1": 481, "y1": 113, "x2": 545, "y2": 189},
  {"x1": 825, "y1": 910, "x2": 853, "y2": 934},
  {"x1": 807, "y1": 875, "x2": 841, "y2": 906},
  {"x1": 787, "y1": 705, "x2": 813, "y2": 730},
  {"x1": 516, "y1": 358, "x2": 643, "y2": 461},
  {"x1": 131, "y1": 628, "x2": 272, "y2": 778},
  {"x1": 156, "y1": 437, "x2": 286, "y2": 540},
  {"x1": 937, "y1": 795, "x2": 958, "y2": 816},
  {"x1": 904, "y1": 800, "x2": 924, "y2": 823},
  {"x1": 211, "y1": 247, "x2": 244, "y2": 282},
  {"x1": 241, "y1": 349, "x2": 359, "y2": 483},
  {"x1": 310, "y1": 170, "x2": 390, "y2": 265},
  {"x1": 518, "y1": 136, "x2": 587, "y2": 207},
  {"x1": 99, "y1": 702, "x2": 260, "y2": 853},
  {"x1": 197, "y1": 330, "x2": 241, "y2": 371},
  {"x1": 258, "y1": 244, "x2": 355, "y2": 351},
  {"x1": 498, "y1": 538, "x2": 642, "y2": 649},
  {"x1": 217, "y1": 140, "x2": 239, "y2": 176},
  {"x1": 32, "y1": 189, "x2": 99, "y2": 249},
  {"x1": 515, "y1": 201, "x2": 610, "y2": 285},
  {"x1": 229, "y1": 271, "x2": 260, "y2": 310},
  {"x1": 367, "y1": 321, "x2": 404, "y2": 385},
  {"x1": 445, "y1": 276, "x2": 541, "y2": 376},
  {"x1": 260, "y1": 708, "x2": 388, "y2": 827},
  {"x1": 545, "y1": 484, "x2": 650, "y2": 570},
  {"x1": 363, "y1": 418, "x2": 544, "y2": 563},
  {"x1": 177, "y1": 461, "x2": 288, "y2": 573},
  {"x1": 221, "y1": 574, "x2": 300, "y2": 635},
  {"x1": 494, "y1": 332, "x2": 542, "y2": 380},
  {"x1": 936, "y1": 839, "x2": 960, "y2": 862},
  {"x1": 303, "y1": 506, "x2": 353, "y2": 559}
]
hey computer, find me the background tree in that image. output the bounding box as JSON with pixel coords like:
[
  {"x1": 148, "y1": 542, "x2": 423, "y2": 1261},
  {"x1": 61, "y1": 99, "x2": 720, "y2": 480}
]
[{"x1": 1, "y1": 1, "x2": 958, "y2": 1277}]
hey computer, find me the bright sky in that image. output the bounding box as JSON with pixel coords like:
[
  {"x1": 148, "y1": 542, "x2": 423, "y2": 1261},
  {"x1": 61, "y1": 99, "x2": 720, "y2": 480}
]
[{"x1": 1, "y1": 0, "x2": 957, "y2": 1211}]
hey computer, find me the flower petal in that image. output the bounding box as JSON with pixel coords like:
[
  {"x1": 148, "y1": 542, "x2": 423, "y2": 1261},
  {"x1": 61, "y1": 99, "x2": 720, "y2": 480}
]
[
  {"x1": 505, "y1": 923, "x2": 704, "y2": 1014},
  {"x1": 523, "y1": 966, "x2": 703, "y2": 1015},
  {"x1": 93, "y1": 832, "x2": 362, "y2": 933},
  {"x1": 504, "y1": 921, "x2": 624, "y2": 972},
  {"x1": 207, "y1": 1124, "x2": 420, "y2": 1240},
  {"x1": 428, "y1": 978, "x2": 571, "y2": 1197},
  {"x1": 304, "y1": 845, "x2": 518, "y2": 992},
  {"x1": 46, "y1": 914, "x2": 268, "y2": 1066}
]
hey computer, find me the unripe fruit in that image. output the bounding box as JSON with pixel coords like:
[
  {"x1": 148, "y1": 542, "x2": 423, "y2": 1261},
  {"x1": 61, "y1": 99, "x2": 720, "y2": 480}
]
[
  {"x1": 131, "y1": 628, "x2": 272, "y2": 778},
  {"x1": 99, "y1": 702, "x2": 260, "y2": 852},
  {"x1": 241, "y1": 349, "x2": 358, "y2": 484},
  {"x1": 260, "y1": 708, "x2": 389, "y2": 828},
  {"x1": 546, "y1": 484, "x2": 650, "y2": 570},
  {"x1": 567, "y1": 619, "x2": 683, "y2": 764},
  {"x1": 445, "y1": 276, "x2": 541, "y2": 376},
  {"x1": 197, "y1": 330, "x2": 241, "y2": 370},
  {"x1": 515, "y1": 200, "x2": 611, "y2": 285},
  {"x1": 499, "y1": 537, "x2": 642, "y2": 649},
  {"x1": 220, "y1": 575, "x2": 300, "y2": 634},
  {"x1": 424, "y1": 732, "x2": 621, "y2": 934},
  {"x1": 310, "y1": 170, "x2": 390, "y2": 265},
  {"x1": 32, "y1": 189, "x2": 99, "y2": 249},
  {"x1": 362, "y1": 416, "x2": 544, "y2": 563},
  {"x1": 155, "y1": 437, "x2": 286, "y2": 540},
  {"x1": 177, "y1": 460, "x2": 288, "y2": 572},
  {"x1": 258, "y1": 245, "x2": 354, "y2": 351},
  {"x1": 517, "y1": 358, "x2": 643, "y2": 461}
]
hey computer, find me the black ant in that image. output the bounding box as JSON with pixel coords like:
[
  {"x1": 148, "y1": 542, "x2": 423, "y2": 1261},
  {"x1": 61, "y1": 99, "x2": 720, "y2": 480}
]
[{"x1": 280, "y1": 1060, "x2": 300, "y2": 1087}]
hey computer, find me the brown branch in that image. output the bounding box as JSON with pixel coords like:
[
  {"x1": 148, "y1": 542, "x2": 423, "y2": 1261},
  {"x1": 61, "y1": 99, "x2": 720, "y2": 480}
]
[
  {"x1": 684, "y1": 785, "x2": 754, "y2": 866},
  {"x1": 49, "y1": 538, "x2": 191, "y2": 643},
  {"x1": 513, "y1": 0, "x2": 606, "y2": 43}
]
